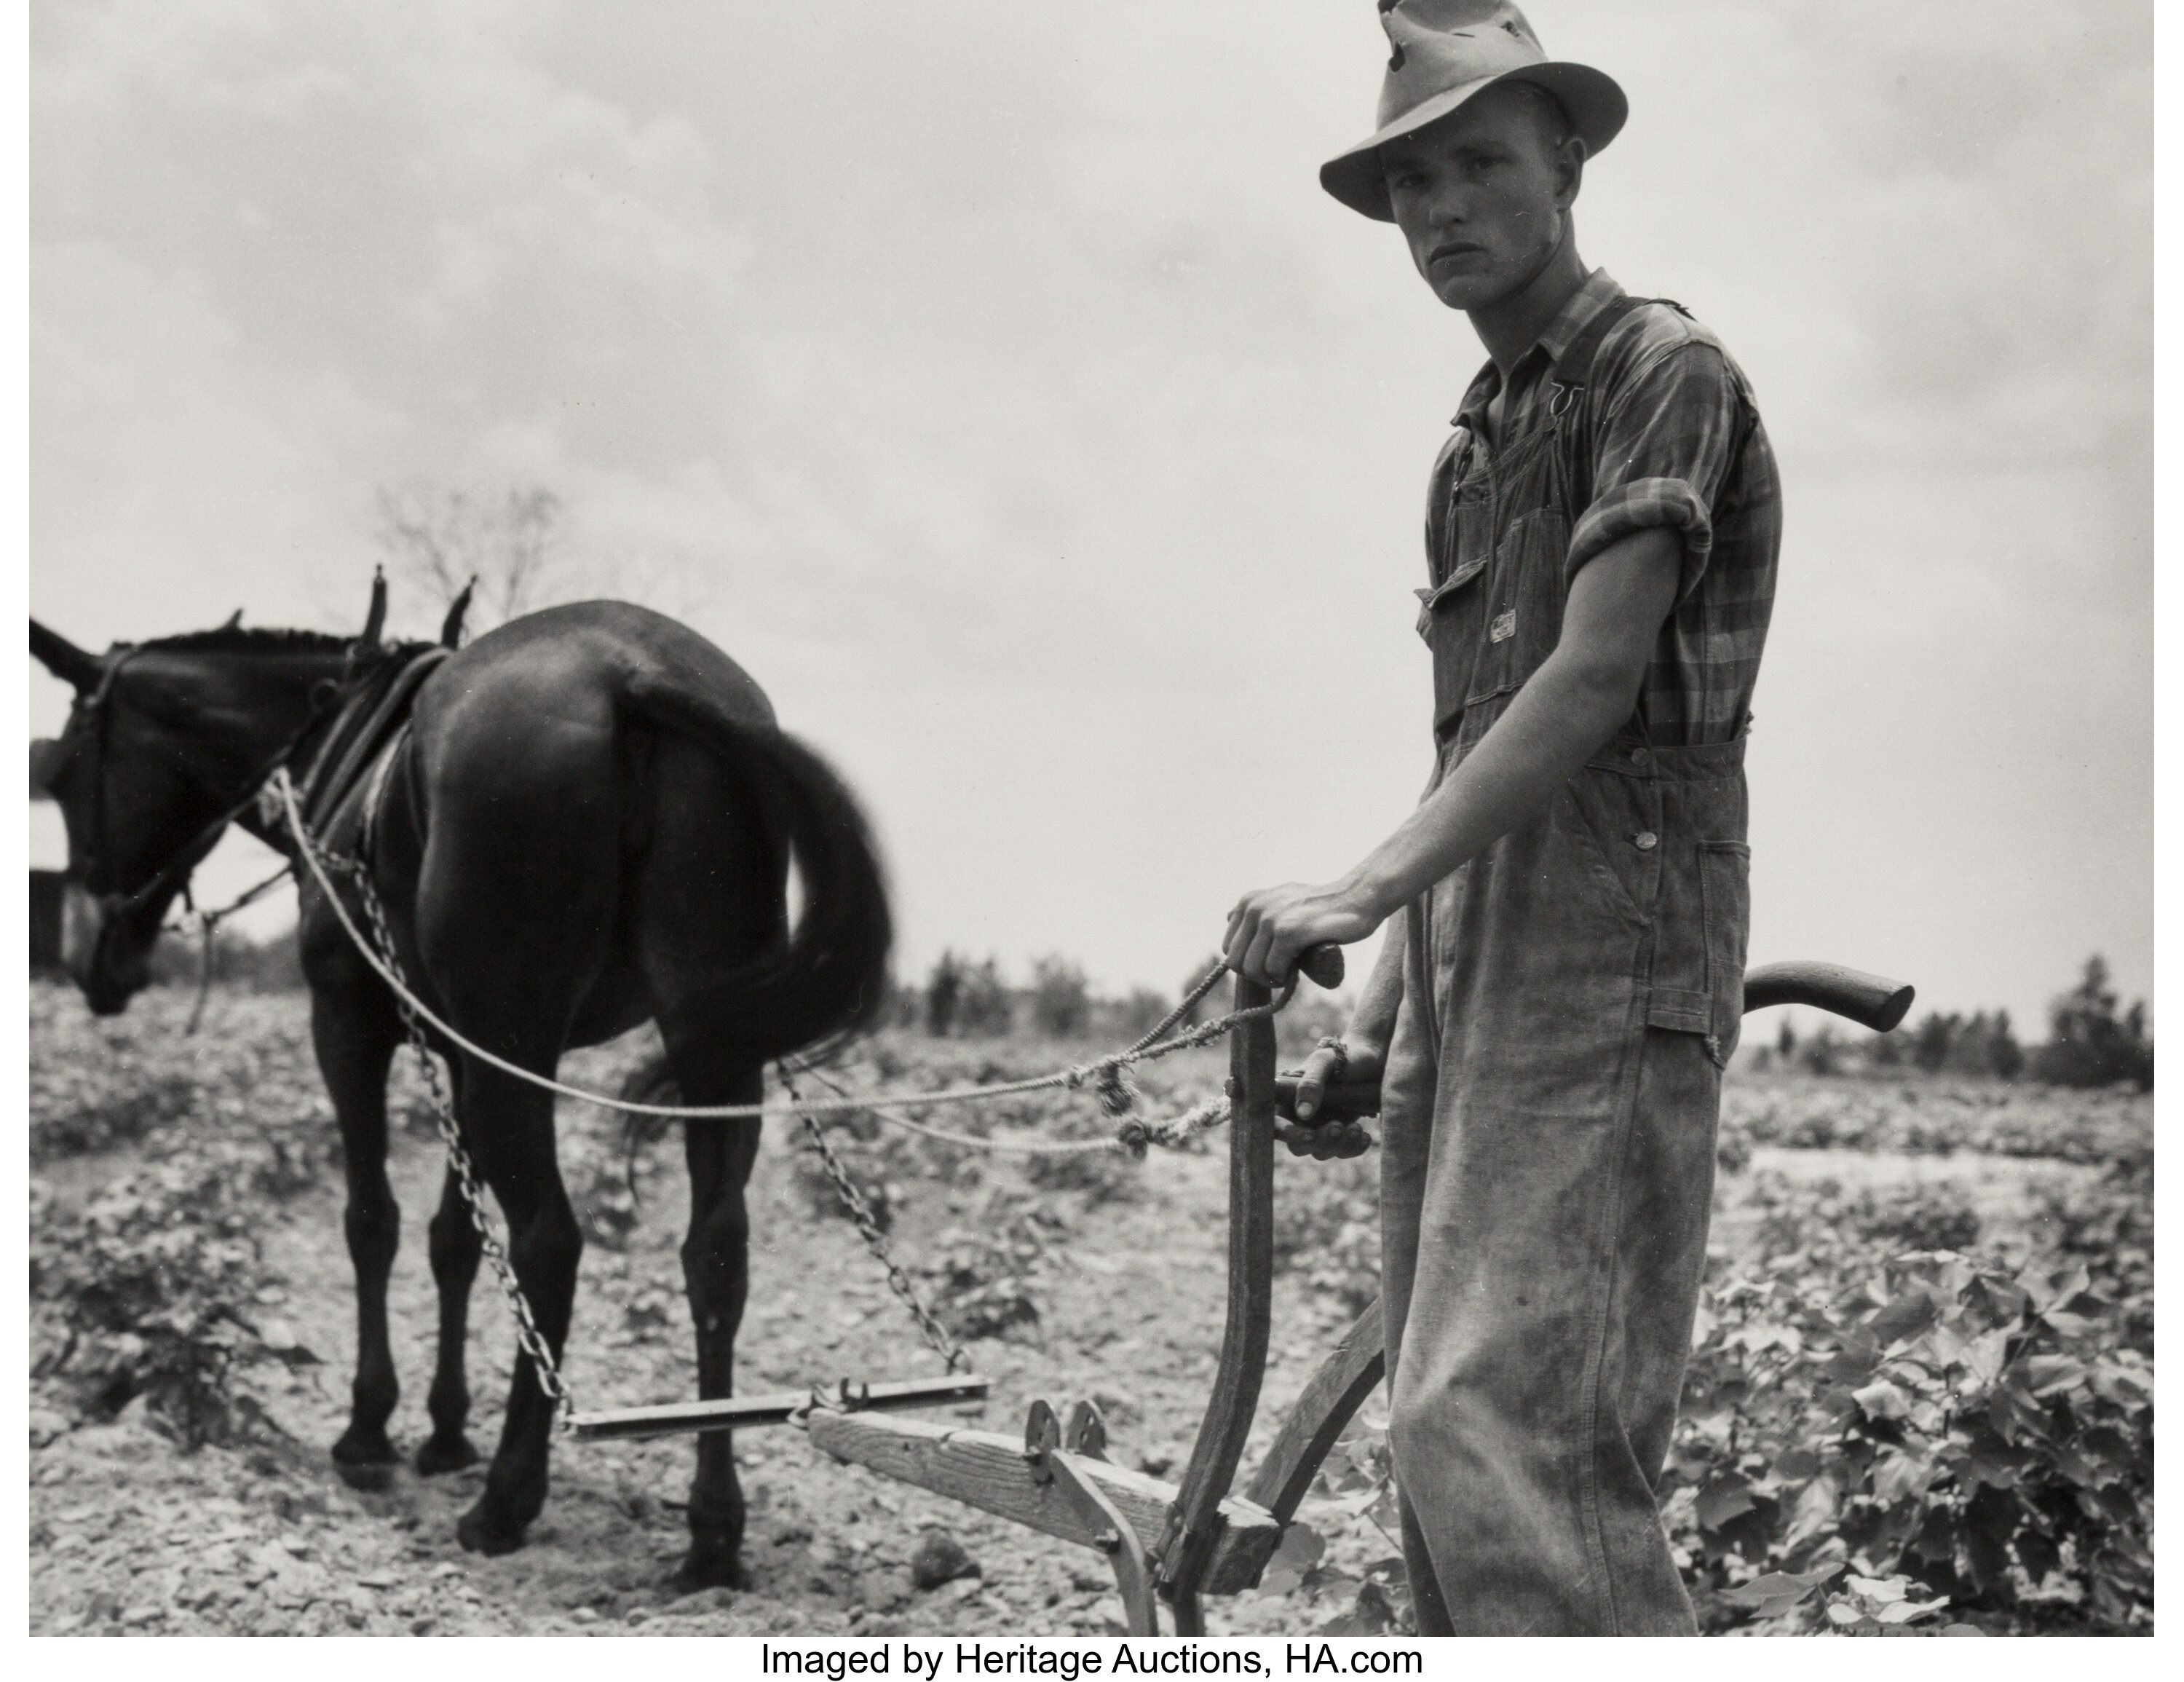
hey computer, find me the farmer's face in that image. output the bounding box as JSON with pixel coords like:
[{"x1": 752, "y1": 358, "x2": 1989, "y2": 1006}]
[{"x1": 1380, "y1": 84, "x2": 1583, "y2": 312}]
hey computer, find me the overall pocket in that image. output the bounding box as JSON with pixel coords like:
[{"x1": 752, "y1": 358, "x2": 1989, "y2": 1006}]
[
  {"x1": 1559, "y1": 763, "x2": 1661, "y2": 926},
  {"x1": 1417, "y1": 556, "x2": 1489, "y2": 729},
  {"x1": 1697, "y1": 840, "x2": 1752, "y2": 1065},
  {"x1": 1468, "y1": 502, "x2": 1570, "y2": 709},
  {"x1": 1645, "y1": 836, "x2": 1750, "y2": 1067}
]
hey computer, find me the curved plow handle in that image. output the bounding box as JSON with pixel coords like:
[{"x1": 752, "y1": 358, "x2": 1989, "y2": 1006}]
[
  {"x1": 1741, "y1": 960, "x2": 1914, "y2": 1033},
  {"x1": 1295, "y1": 944, "x2": 1345, "y2": 990},
  {"x1": 1274, "y1": 960, "x2": 1918, "y2": 1126}
]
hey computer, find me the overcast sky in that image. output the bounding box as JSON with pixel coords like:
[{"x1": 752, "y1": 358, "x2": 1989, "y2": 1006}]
[{"x1": 27, "y1": 1, "x2": 2151, "y2": 1033}]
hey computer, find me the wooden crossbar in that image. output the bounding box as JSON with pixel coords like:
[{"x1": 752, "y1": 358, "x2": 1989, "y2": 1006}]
[
  {"x1": 807, "y1": 1411, "x2": 1285, "y2": 1596},
  {"x1": 567, "y1": 1375, "x2": 990, "y2": 1442}
]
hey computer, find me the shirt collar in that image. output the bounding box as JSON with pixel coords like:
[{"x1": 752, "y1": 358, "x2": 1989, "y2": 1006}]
[{"x1": 1452, "y1": 268, "x2": 1626, "y2": 429}]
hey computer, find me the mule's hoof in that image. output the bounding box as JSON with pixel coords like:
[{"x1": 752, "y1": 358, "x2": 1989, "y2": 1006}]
[
  {"x1": 456, "y1": 1504, "x2": 529, "y2": 1557},
  {"x1": 331, "y1": 1430, "x2": 398, "y2": 1490},
  {"x1": 414, "y1": 1434, "x2": 480, "y2": 1477},
  {"x1": 673, "y1": 1539, "x2": 746, "y2": 1592}
]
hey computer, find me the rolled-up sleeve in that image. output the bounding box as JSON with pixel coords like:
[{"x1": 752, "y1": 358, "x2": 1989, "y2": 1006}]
[{"x1": 1567, "y1": 342, "x2": 1744, "y2": 604}]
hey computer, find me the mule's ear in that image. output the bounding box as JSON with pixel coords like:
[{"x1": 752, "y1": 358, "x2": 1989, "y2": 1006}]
[
  {"x1": 439, "y1": 575, "x2": 475, "y2": 649},
  {"x1": 29, "y1": 737, "x2": 65, "y2": 800},
  {"x1": 30, "y1": 620, "x2": 104, "y2": 691},
  {"x1": 221, "y1": 608, "x2": 243, "y2": 631},
  {"x1": 359, "y1": 566, "x2": 387, "y2": 649}
]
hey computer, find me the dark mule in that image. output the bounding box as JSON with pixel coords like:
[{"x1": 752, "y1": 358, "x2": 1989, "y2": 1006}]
[{"x1": 29, "y1": 601, "x2": 891, "y2": 1585}]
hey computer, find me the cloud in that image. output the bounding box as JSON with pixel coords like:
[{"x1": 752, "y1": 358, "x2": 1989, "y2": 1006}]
[{"x1": 28, "y1": 1, "x2": 2151, "y2": 1020}]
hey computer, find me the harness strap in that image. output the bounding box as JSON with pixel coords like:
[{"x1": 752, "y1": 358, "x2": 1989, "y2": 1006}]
[
  {"x1": 301, "y1": 645, "x2": 449, "y2": 832},
  {"x1": 357, "y1": 722, "x2": 411, "y2": 864}
]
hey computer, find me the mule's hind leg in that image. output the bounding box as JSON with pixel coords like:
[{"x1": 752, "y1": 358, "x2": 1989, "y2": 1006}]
[
  {"x1": 662, "y1": 1041, "x2": 764, "y2": 1590},
  {"x1": 636, "y1": 730, "x2": 786, "y2": 1590},
  {"x1": 310, "y1": 974, "x2": 405, "y2": 1488},
  {"x1": 446, "y1": 1065, "x2": 584, "y2": 1556},
  {"x1": 416, "y1": 1160, "x2": 484, "y2": 1475}
]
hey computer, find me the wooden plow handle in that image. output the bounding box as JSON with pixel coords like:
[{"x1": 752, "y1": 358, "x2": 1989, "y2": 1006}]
[
  {"x1": 1740, "y1": 960, "x2": 1914, "y2": 1033},
  {"x1": 1275, "y1": 958, "x2": 1917, "y2": 1126},
  {"x1": 1154, "y1": 974, "x2": 1280, "y2": 1632}
]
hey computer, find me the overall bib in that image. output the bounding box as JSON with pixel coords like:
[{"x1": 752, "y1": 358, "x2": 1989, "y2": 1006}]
[{"x1": 1380, "y1": 299, "x2": 1752, "y2": 1635}]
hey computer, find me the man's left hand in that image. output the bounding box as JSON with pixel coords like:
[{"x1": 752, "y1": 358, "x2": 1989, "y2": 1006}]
[{"x1": 1222, "y1": 881, "x2": 1379, "y2": 987}]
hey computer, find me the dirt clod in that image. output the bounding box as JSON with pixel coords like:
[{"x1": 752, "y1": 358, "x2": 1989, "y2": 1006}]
[{"x1": 909, "y1": 1530, "x2": 979, "y2": 1590}]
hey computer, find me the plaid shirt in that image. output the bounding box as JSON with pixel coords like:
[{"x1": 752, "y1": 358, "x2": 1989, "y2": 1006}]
[{"x1": 1440, "y1": 269, "x2": 1781, "y2": 746}]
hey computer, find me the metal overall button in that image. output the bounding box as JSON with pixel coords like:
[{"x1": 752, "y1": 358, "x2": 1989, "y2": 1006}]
[
  {"x1": 1633, "y1": 831, "x2": 1658, "y2": 850},
  {"x1": 1629, "y1": 747, "x2": 1650, "y2": 767}
]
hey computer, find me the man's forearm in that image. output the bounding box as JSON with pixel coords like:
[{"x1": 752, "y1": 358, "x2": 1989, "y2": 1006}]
[{"x1": 1338, "y1": 645, "x2": 1642, "y2": 921}]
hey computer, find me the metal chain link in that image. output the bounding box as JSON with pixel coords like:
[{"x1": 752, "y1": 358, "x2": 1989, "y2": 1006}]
[
  {"x1": 779, "y1": 1066, "x2": 967, "y2": 1375},
  {"x1": 300, "y1": 832, "x2": 575, "y2": 1421}
]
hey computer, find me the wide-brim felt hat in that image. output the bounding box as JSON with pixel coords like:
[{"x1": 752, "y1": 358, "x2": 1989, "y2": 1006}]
[{"x1": 1321, "y1": 0, "x2": 1627, "y2": 222}]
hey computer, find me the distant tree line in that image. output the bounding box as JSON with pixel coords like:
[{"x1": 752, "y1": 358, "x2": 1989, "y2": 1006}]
[
  {"x1": 904, "y1": 950, "x2": 1184, "y2": 1042},
  {"x1": 1757, "y1": 954, "x2": 2151, "y2": 1091}
]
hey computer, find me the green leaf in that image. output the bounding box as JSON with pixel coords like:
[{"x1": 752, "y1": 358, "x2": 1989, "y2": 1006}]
[
  {"x1": 1853, "y1": 1377, "x2": 1911, "y2": 1421},
  {"x1": 1986, "y1": 1386, "x2": 2055, "y2": 1448},
  {"x1": 1696, "y1": 1473, "x2": 1757, "y2": 1531},
  {"x1": 2050, "y1": 1443, "x2": 2113, "y2": 1490},
  {"x1": 1782, "y1": 1473, "x2": 1841, "y2": 1552},
  {"x1": 1871, "y1": 1446, "x2": 1938, "y2": 1507},
  {"x1": 1257, "y1": 1522, "x2": 1324, "y2": 1597},
  {"x1": 1958, "y1": 1325, "x2": 2011, "y2": 1389},
  {"x1": 1955, "y1": 1419, "x2": 2027, "y2": 1488},
  {"x1": 1772, "y1": 1448, "x2": 1823, "y2": 1481},
  {"x1": 2019, "y1": 1353, "x2": 2087, "y2": 1396},
  {"x1": 1318, "y1": 1581, "x2": 1396, "y2": 1637},
  {"x1": 1717, "y1": 1563, "x2": 1841, "y2": 1618},
  {"x1": 1825, "y1": 1344, "x2": 1880, "y2": 1384},
  {"x1": 2039, "y1": 1306, "x2": 2102, "y2": 1339},
  {"x1": 1868, "y1": 1294, "x2": 1939, "y2": 1350}
]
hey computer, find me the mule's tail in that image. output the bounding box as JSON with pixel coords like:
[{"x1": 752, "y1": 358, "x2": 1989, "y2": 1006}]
[{"x1": 628, "y1": 687, "x2": 893, "y2": 1069}]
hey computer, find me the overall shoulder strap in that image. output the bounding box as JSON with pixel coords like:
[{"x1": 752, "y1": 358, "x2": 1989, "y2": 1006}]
[
  {"x1": 1547, "y1": 295, "x2": 1683, "y2": 511},
  {"x1": 1545, "y1": 295, "x2": 1653, "y2": 419},
  {"x1": 1423, "y1": 423, "x2": 1473, "y2": 587}
]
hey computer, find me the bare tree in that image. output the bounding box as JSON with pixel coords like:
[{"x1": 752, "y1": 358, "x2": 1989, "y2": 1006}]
[{"x1": 373, "y1": 483, "x2": 574, "y2": 638}]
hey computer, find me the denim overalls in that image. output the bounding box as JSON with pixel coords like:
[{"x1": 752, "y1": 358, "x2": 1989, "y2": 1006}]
[{"x1": 1380, "y1": 298, "x2": 1754, "y2": 1635}]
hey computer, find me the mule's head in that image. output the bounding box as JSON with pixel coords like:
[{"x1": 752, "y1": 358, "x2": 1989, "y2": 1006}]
[{"x1": 32, "y1": 620, "x2": 244, "y2": 1013}]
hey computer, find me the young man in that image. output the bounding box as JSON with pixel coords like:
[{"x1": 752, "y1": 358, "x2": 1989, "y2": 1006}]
[{"x1": 1221, "y1": 1, "x2": 1780, "y2": 1636}]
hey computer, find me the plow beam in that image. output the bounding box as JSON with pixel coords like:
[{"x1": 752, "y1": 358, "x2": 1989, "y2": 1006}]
[
  {"x1": 567, "y1": 1374, "x2": 989, "y2": 1442},
  {"x1": 808, "y1": 1411, "x2": 1285, "y2": 1596}
]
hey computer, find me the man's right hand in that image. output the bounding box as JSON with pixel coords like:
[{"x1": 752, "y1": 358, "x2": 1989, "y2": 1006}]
[
  {"x1": 1271, "y1": 1036, "x2": 1387, "y2": 1159},
  {"x1": 1292, "y1": 1036, "x2": 1385, "y2": 1123}
]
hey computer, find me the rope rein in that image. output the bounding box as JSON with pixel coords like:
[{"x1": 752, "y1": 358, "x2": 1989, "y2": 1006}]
[
  {"x1": 180, "y1": 861, "x2": 298, "y2": 1035},
  {"x1": 271, "y1": 765, "x2": 1291, "y2": 1144}
]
